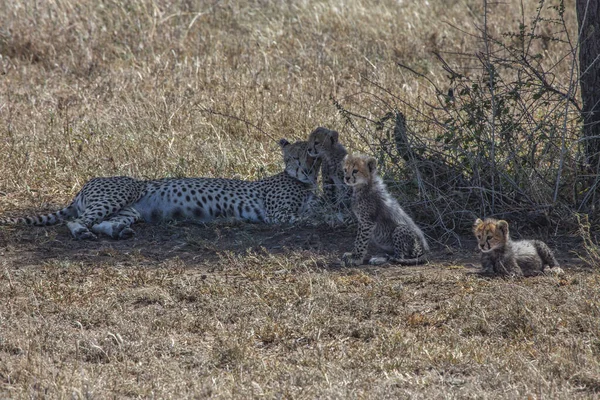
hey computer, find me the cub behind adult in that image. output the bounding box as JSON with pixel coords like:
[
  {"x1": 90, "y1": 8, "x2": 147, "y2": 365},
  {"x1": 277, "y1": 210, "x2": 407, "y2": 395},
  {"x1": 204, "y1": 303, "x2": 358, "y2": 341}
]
[{"x1": 306, "y1": 127, "x2": 350, "y2": 208}]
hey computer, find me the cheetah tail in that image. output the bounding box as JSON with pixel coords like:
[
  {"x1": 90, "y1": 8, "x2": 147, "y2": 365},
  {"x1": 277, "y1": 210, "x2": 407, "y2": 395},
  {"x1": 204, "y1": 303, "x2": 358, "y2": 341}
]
[
  {"x1": 0, "y1": 204, "x2": 76, "y2": 226},
  {"x1": 390, "y1": 254, "x2": 429, "y2": 266}
]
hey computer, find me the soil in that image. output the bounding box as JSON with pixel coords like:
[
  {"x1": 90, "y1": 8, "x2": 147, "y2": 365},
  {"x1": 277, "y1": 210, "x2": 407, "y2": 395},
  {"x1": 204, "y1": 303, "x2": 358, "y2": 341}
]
[{"x1": 0, "y1": 219, "x2": 587, "y2": 273}]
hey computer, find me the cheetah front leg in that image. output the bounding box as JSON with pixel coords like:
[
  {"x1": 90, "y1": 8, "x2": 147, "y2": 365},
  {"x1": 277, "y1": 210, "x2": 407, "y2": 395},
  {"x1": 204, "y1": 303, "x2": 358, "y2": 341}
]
[
  {"x1": 91, "y1": 206, "x2": 141, "y2": 239},
  {"x1": 479, "y1": 253, "x2": 496, "y2": 275},
  {"x1": 322, "y1": 175, "x2": 337, "y2": 206},
  {"x1": 331, "y1": 175, "x2": 350, "y2": 208},
  {"x1": 342, "y1": 221, "x2": 375, "y2": 266},
  {"x1": 496, "y1": 258, "x2": 523, "y2": 277}
]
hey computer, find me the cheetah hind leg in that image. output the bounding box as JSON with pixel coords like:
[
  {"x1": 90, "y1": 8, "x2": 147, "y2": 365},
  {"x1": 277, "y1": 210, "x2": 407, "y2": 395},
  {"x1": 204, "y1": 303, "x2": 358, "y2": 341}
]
[
  {"x1": 65, "y1": 202, "x2": 129, "y2": 240},
  {"x1": 371, "y1": 225, "x2": 426, "y2": 266},
  {"x1": 64, "y1": 204, "x2": 111, "y2": 240},
  {"x1": 91, "y1": 206, "x2": 141, "y2": 239},
  {"x1": 66, "y1": 220, "x2": 98, "y2": 240}
]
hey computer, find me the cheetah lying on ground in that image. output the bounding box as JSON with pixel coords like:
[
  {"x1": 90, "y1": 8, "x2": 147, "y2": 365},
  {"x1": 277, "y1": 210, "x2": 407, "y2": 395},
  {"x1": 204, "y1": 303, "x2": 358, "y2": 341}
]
[
  {"x1": 0, "y1": 139, "x2": 319, "y2": 240},
  {"x1": 473, "y1": 218, "x2": 563, "y2": 276}
]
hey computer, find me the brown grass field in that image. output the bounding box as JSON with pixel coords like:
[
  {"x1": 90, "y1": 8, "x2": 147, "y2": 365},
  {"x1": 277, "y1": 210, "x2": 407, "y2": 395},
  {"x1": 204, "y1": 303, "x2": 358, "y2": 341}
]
[{"x1": 1, "y1": 0, "x2": 600, "y2": 398}]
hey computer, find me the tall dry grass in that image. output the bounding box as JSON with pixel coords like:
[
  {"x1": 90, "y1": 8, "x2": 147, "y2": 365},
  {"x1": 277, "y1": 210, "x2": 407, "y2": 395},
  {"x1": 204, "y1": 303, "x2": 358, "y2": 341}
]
[{"x1": 0, "y1": 0, "x2": 576, "y2": 211}]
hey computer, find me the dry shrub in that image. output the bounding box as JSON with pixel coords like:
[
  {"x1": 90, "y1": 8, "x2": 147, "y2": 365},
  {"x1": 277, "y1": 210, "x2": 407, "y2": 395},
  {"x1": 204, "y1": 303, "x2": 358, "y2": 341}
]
[
  {"x1": 576, "y1": 213, "x2": 600, "y2": 268},
  {"x1": 333, "y1": 0, "x2": 585, "y2": 238}
]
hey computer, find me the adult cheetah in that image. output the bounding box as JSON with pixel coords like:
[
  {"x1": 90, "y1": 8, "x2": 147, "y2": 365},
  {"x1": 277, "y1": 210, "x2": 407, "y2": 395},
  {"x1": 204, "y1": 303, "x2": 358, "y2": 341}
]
[{"x1": 0, "y1": 139, "x2": 319, "y2": 240}]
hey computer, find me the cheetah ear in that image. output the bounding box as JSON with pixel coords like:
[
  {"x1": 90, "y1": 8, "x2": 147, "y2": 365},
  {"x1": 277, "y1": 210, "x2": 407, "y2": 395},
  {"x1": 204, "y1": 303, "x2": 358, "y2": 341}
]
[
  {"x1": 497, "y1": 220, "x2": 509, "y2": 236},
  {"x1": 342, "y1": 154, "x2": 350, "y2": 167},
  {"x1": 473, "y1": 218, "x2": 484, "y2": 233},
  {"x1": 328, "y1": 129, "x2": 339, "y2": 145},
  {"x1": 366, "y1": 157, "x2": 377, "y2": 174},
  {"x1": 278, "y1": 138, "x2": 290, "y2": 148}
]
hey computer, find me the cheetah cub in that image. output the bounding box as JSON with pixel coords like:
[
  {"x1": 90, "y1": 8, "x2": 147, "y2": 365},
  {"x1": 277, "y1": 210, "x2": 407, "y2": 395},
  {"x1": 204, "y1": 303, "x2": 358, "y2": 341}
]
[
  {"x1": 341, "y1": 154, "x2": 429, "y2": 266},
  {"x1": 473, "y1": 218, "x2": 563, "y2": 276},
  {"x1": 307, "y1": 127, "x2": 350, "y2": 208}
]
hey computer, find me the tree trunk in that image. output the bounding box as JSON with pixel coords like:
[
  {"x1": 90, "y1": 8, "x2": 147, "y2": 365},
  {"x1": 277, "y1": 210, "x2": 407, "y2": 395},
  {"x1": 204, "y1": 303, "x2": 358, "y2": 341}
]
[{"x1": 577, "y1": 0, "x2": 600, "y2": 170}]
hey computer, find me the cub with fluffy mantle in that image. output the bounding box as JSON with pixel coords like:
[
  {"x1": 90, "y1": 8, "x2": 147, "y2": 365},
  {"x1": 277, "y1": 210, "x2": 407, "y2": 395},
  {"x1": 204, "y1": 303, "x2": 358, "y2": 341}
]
[
  {"x1": 306, "y1": 127, "x2": 350, "y2": 208},
  {"x1": 473, "y1": 218, "x2": 563, "y2": 276},
  {"x1": 341, "y1": 154, "x2": 429, "y2": 266}
]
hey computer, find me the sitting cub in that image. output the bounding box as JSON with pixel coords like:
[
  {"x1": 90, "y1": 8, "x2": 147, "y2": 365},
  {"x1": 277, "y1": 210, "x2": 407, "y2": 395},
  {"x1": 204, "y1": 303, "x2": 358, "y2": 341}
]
[
  {"x1": 306, "y1": 127, "x2": 350, "y2": 208},
  {"x1": 341, "y1": 154, "x2": 429, "y2": 266},
  {"x1": 473, "y1": 218, "x2": 563, "y2": 276}
]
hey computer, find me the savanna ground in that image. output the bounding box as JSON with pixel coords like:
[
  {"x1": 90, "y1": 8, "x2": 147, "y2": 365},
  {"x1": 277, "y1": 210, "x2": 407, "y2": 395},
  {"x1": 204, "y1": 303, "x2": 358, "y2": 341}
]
[{"x1": 1, "y1": 0, "x2": 600, "y2": 398}]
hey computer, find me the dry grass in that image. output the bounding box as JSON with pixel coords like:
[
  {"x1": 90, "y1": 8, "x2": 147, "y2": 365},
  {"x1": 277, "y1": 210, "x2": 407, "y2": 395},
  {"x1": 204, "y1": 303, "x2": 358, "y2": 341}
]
[
  {"x1": 2, "y1": 0, "x2": 599, "y2": 398},
  {"x1": 0, "y1": 0, "x2": 577, "y2": 206},
  {"x1": 1, "y1": 238, "x2": 599, "y2": 399}
]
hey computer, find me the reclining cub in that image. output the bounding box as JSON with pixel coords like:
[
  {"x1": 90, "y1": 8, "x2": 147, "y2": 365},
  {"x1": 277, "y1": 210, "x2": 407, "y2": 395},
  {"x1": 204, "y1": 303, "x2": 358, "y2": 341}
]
[
  {"x1": 0, "y1": 139, "x2": 319, "y2": 240},
  {"x1": 473, "y1": 218, "x2": 563, "y2": 276}
]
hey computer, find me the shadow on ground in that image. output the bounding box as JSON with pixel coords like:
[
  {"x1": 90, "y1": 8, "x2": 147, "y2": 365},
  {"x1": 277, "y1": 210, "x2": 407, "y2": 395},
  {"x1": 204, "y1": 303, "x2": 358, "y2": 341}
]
[{"x1": 0, "y1": 220, "x2": 587, "y2": 274}]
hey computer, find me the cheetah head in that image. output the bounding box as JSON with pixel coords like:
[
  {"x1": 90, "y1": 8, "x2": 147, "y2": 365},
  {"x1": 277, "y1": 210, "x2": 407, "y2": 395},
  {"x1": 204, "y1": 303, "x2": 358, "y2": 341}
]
[
  {"x1": 307, "y1": 127, "x2": 339, "y2": 157},
  {"x1": 473, "y1": 218, "x2": 509, "y2": 252},
  {"x1": 343, "y1": 153, "x2": 376, "y2": 187},
  {"x1": 279, "y1": 138, "x2": 321, "y2": 184}
]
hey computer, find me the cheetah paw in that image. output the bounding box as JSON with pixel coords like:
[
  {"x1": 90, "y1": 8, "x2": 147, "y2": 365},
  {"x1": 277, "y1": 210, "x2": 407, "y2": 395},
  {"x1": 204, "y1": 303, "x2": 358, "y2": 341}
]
[
  {"x1": 118, "y1": 227, "x2": 135, "y2": 240},
  {"x1": 341, "y1": 252, "x2": 362, "y2": 267},
  {"x1": 368, "y1": 256, "x2": 389, "y2": 266},
  {"x1": 545, "y1": 266, "x2": 564, "y2": 276},
  {"x1": 76, "y1": 231, "x2": 97, "y2": 241},
  {"x1": 109, "y1": 223, "x2": 128, "y2": 239}
]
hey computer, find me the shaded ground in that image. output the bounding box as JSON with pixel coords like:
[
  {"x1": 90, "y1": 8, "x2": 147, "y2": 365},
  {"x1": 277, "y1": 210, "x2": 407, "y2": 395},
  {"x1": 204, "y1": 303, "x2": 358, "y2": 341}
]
[
  {"x1": 0, "y1": 219, "x2": 586, "y2": 271},
  {"x1": 1, "y1": 221, "x2": 357, "y2": 268},
  {"x1": 1, "y1": 220, "x2": 598, "y2": 399}
]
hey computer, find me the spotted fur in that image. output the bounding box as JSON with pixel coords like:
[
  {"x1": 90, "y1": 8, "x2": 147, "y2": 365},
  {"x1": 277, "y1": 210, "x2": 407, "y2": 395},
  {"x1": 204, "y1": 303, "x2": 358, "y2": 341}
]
[
  {"x1": 340, "y1": 154, "x2": 429, "y2": 266},
  {"x1": 473, "y1": 218, "x2": 562, "y2": 276},
  {"x1": 1, "y1": 140, "x2": 319, "y2": 240},
  {"x1": 307, "y1": 127, "x2": 350, "y2": 208}
]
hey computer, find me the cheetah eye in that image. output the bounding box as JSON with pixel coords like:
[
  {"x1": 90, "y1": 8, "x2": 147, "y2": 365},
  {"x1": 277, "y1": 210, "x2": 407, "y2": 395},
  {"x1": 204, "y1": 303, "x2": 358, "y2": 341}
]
[{"x1": 352, "y1": 169, "x2": 358, "y2": 174}]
